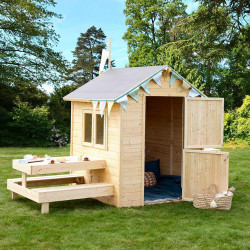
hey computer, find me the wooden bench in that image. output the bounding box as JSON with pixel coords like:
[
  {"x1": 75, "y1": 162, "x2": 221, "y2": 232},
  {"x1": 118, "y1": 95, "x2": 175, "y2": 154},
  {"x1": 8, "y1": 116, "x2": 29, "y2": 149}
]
[{"x1": 7, "y1": 176, "x2": 114, "y2": 214}]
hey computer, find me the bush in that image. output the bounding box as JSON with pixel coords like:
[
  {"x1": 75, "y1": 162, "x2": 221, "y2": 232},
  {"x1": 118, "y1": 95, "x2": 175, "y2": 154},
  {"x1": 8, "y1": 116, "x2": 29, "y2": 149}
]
[
  {"x1": 224, "y1": 95, "x2": 250, "y2": 144},
  {"x1": 49, "y1": 127, "x2": 69, "y2": 147},
  {"x1": 7, "y1": 99, "x2": 54, "y2": 146}
]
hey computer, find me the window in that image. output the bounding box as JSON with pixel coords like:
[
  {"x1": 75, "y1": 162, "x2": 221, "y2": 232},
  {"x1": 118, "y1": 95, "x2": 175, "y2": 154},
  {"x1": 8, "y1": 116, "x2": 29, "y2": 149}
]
[
  {"x1": 82, "y1": 110, "x2": 106, "y2": 149},
  {"x1": 83, "y1": 113, "x2": 92, "y2": 143},
  {"x1": 96, "y1": 114, "x2": 104, "y2": 145}
]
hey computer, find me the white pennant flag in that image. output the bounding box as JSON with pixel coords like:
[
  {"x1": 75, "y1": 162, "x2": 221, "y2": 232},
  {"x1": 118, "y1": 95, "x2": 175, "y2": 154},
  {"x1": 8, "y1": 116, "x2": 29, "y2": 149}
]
[
  {"x1": 128, "y1": 87, "x2": 140, "y2": 102},
  {"x1": 92, "y1": 101, "x2": 98, "y2": 112},
  {"x1": 99, "y1": 49, "x2": 109, "y2": 74},
  {"x1": 152, "y1": 71, "x2": 162, "y2": 87},
  {"x1": 188, "y1": 88, "x2": 200, "y2": 97},
  {"x1": 141, "y1": 80, "x2": 150, "y2": 94},
  {"x1": 99, "y1": 101, "x2": 107, "y2": 117},
  {"x1": 107, "y1": 101, "x2": 114, "y2": 116},
  {"x1": 116, "y1": 95, "x2": 128, "y2": 110}
]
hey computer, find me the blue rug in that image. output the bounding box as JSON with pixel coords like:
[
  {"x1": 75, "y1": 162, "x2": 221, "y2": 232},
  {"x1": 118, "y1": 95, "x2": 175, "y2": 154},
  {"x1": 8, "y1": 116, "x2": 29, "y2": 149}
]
[{"x1": 144, "y1": 175, "x2": 182, "y2": 201}]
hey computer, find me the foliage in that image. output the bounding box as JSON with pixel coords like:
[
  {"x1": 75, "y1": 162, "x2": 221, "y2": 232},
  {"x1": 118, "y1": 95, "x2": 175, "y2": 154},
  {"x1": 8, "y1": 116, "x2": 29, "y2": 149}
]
[
  {"x1": 123, "y1": 0, "x2": 187, "y2": 67},
  {"x1": 224, "y1": 95, "x2": 250, "y2": 144},
  {"x1": 123, "y1": 0, "x2": 250, "y2": 110},
  {"x1": 0, "y1": 81, "x2": 49, "y2": 146},
  {"x1": 0, "y1": 0, "x2": 68, "y2": 86},
  {"x1": 0, "y1": 147, "x2": 249, "y2": 248},
  {"x1": 48, "y1": 84, "x2": 77, "y2": 135},
  {"x1": 6, "y1": 99, "x2": 54, "y2": 146},
  {"x1": 49, "y1": 127, "x2": 69, "y2": 147},
  {"x1": 68, "y1": 26, "x2": 111, "y2": 85}
]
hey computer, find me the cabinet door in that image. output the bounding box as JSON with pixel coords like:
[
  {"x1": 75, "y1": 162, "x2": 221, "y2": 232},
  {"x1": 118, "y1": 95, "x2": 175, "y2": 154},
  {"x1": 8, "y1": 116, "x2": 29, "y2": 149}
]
[
  {"x1": 182, "y1": 150, "x2": 229, "y2": 201},
  {"x1": 184, "y1": 98, "x2": 224, "y2": 148}
]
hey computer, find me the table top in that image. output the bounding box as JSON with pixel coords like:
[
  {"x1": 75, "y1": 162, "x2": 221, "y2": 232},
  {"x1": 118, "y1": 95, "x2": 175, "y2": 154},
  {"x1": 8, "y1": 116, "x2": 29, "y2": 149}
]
[{"x1": 12, "y1": 156, "x2": 106, "y2": 175}]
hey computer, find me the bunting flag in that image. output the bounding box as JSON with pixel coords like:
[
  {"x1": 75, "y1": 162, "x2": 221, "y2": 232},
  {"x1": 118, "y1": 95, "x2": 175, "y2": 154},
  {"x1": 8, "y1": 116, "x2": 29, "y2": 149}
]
[
  {"x1": 116, "y1": 95, "x2": 128, "y2": 110},
  {"x1": 188, "y1": 88, "x2": 200, "y2": 97},
  {"x1": 141, "y1": 80, "x2": 150, "y2": 94},
  {"x1": 182, "y1": 81, "x2": 191, "y2": 90},
  {"x1": 128, "y1": 87, "x2": 140, "y2": 102},
  {"x1": 107, "y1": 101, "x2": 114, "y2": 116},
  {"x1": 177, "y1": 80, "x2": 192, "y2": 92},
  {"x1": 99, "y1": 101, "x2": 107, "y2": 117},
  {"x1": 152, "y1": 71, "x2": 162, "y2": 87},
  {"x1": 92, "y1": 101, "x2": 98, "y2": 112},
  {"x1": 170, "y1": 71, "x2": 180, "y2": 87},
  {"x1": 99, "y1": 49, "x2": 109, "y2": 74}
]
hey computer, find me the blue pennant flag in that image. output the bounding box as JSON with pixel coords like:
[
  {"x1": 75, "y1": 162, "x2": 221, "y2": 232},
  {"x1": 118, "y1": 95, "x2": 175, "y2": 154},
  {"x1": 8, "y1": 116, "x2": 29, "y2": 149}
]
[
  {"x1": 170, "y1": 71, "x2": 180, "y2": 87},
  {"x1": 128, "y1": 87, "x2": 140, "y2": 102},
  {"x1": 141, "y1": 80, "x2": 150, "y2": 94}
]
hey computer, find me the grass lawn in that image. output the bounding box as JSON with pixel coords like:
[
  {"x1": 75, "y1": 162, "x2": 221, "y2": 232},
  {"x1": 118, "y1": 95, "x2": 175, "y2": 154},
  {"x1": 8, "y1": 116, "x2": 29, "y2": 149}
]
[{"x1": 0, "y1": 146, "x2": 249, "y2": 249}]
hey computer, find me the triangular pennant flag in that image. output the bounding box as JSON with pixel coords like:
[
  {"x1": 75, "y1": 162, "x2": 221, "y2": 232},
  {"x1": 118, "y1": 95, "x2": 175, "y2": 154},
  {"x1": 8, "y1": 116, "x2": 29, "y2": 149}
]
[
  {"x1": 92, "y1": 101, "x2": 98, "y2": 112},
  {"x1": 99, "y1": 49, "x2": 109, "y2": 74},
  {"x1": 99, "y1": 101, "x2": 106, "y2": 117},
  {"x1": 116, "y1": 95, "x2": 128, "y2": 110},
  {"x1": 170, "y1": 71, "x2": 180, "y2": 87},
  {"x1": 152, "y1": 71, "x2": 162, "y2": 87},
  {"x1": 128, "y1": 87, "x2": 140, "y2": 102},
  {"x1": 141, "y1": 80, "x2": 150, "y2": 94},
  {"x1": 188, "y1": 88, "x2": 200, "y2": 97},
  {"x1": 182, "y1": 81, "x2": 191, "y2": 90},
  {"x1": 107, "y1": 101, "x2": 114, "y2": 116}
]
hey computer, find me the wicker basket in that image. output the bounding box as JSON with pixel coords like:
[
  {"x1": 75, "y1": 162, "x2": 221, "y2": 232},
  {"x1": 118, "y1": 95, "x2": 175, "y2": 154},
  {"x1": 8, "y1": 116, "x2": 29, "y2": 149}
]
[{"x1": 193, "y1": 184, "x2": 233, "y2": 210}]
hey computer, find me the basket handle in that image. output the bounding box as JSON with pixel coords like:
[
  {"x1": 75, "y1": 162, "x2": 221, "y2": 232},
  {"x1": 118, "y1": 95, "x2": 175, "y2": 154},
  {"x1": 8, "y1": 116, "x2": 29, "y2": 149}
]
[
  {"x1": 201, "y1": 184, "x2": 217, "y2": 206},
  {"x1": 202, "y1": 184, "x2": 217, "y2": 196}
]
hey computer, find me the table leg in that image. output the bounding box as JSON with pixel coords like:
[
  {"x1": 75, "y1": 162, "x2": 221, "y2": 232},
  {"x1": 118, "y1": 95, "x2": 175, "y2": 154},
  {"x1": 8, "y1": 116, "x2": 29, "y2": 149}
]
[
  {"x1": 41, "y1": 203, "x2": 49, "y2": 214},
  {"x1": 12, "y1": 192, "x2": 18, "y2": 199},
  {"x1": 22, "y1": 172, "x2": 27, "y2": 187}
]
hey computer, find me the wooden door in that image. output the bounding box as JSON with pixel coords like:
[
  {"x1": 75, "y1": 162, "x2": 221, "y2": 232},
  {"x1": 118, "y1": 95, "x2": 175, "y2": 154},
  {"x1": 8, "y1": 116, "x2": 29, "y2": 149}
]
[
  {"x1": 182, "y1": 150, "x2": 229, "y2": 201},
  {"x1": 184, "y1": 98, "x2": 224, "y2": 148}
]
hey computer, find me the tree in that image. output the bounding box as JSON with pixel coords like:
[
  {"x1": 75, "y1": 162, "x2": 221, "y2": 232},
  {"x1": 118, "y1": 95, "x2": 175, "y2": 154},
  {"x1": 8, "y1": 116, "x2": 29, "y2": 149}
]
[
  {"x1": 158, "y1": 2, "x2": 249, "y2": 108},
  {"x1": 0, "y1": 0, "x2": 68, "y2": 86},
  {"x1": 197, "y1": 0, "x2": 250, "y2": 32},
  {"x1": 48, "y1": 84, "x2": 78, "y2": 134},
  {"x1": 158, "y1": 5, "x2": 232, "y2": 95},
  {"x1": 68, "y1": 26, "x2": 107, "y2": 85},
  {"x1": 123, "y1": 0, "x2": 187, "y2": 66}
]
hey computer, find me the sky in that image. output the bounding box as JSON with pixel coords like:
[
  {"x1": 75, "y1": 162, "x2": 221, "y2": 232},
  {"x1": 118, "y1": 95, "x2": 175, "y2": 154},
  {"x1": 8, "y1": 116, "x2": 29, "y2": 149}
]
[{"x1": 45, "y1": 0, "x2": 199, "y2": 93}]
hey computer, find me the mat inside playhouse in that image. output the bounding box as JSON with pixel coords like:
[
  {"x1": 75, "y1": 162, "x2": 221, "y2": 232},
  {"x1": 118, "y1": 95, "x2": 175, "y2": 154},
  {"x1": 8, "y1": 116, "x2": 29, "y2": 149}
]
[{"x1": 144, "y1": 175, "x2": 182, "y2": 204}]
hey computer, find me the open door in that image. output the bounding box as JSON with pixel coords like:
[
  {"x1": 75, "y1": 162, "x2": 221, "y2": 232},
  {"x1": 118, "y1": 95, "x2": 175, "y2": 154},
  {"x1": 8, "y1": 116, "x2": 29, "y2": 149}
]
[
  {"x1": 182, "y1": 150, "x2": 229, "y2": 201},
  {"x1": 182, "y1": 97, "x2": 229, "y2": 201},
  {"x1": 184, "y1": 98, "x2": 224, "y2": 148}
]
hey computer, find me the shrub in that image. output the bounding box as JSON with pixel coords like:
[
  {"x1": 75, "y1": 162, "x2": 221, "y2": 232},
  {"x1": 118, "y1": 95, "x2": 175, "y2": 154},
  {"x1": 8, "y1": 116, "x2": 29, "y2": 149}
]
[
  {"x1": 49, "y1": 127, "x2": 69, "y2": 147},
  {"x1": 8, "y1": 99, "x2": 54, "y2": 146},
  {"x1": 224, "y1": 95, "x2": 250, "y2": 144}
]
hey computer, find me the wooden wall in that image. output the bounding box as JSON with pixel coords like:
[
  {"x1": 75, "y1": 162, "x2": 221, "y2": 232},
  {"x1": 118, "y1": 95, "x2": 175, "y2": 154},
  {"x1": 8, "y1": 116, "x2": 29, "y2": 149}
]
[
  {"x1": 119, "y1": 70, "x2": 189, "y2": 207},
  {"x1": 145, "y1": 96, "x2": 183, "y2": 176},
  {"x1": 71, "y1": 101, "x2": 121, "y2": 207}
]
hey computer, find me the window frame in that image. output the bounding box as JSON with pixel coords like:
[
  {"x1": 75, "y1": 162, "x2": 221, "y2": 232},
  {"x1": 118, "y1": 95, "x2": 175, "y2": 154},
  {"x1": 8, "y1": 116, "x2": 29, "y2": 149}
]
[
  {"x1": 94, "y1": 110, "x2": 107, "y2": 149},
  {"x1": 82, "y1": 109, "x2": 94, "y2": 147},
  {"x1": 82, "y1": 108, "x2": 107, "y2": 150}
]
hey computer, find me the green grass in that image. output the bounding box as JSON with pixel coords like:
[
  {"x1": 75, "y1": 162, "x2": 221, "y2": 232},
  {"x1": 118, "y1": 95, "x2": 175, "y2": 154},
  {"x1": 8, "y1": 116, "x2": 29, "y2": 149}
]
[{"x1": 0, "y1": 146, "x2": 249, "y2": 249}]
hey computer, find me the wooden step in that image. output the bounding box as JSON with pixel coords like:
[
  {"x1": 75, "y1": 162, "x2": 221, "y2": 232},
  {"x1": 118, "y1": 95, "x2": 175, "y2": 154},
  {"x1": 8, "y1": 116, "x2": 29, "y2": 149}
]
[
  {"x1": 7, "y1": 181, "x2": 114, "y2": 204},
  {"x1": 7, "y1": 174, "x2": 85, "y2": 187}
]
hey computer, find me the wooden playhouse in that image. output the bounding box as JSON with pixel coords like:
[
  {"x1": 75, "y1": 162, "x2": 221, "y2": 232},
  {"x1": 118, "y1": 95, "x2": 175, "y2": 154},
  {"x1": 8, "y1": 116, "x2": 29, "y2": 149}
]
[{"x1": 62, "y1": 65, "x2": 229, "y2": 208}]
